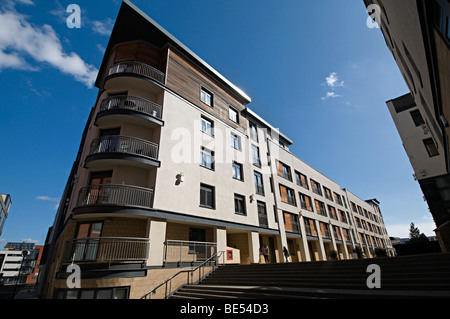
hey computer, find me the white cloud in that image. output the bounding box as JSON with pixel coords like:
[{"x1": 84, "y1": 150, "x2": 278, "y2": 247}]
[
  {"x1": 325, "y1": 72, "x2": 344, "y2": 88},
  {"x1": 321, "y1": 72, "x2": 345, "y2": 100},
  {"x1": 321, "y1": 91, "x2": 341, "y2": 100},
  {"x1": 0, "y1": 7, "x2": 98, "y2": 87},
  {"x1": 386, "y1": 221, "x2": 436, "y2": 238},
  {"x1": 91, "y1": 18, "x2": 114, "y2": 36},
  {"x1": 36, "y1": 195, "x2": 60, "y2": 210},
  {"x1": 21, "y1": 238, "x2": 39, "y2": 244}
]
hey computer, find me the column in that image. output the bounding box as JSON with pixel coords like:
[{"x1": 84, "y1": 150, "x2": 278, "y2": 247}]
[{"x1": 248, "y1": 231, "x2": 260, "y2": 264}]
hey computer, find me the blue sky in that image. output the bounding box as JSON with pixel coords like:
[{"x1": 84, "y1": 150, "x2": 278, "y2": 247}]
[{"x1": 0, "y1": 0, "x2": 434, "y2": 246}]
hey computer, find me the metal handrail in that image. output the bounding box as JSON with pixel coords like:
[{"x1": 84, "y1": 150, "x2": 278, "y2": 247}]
[
  {"x1": 63, "y1": 237, "x2": 150, "y2": 263},
  {"x1": 99, "y1": 95, "x2": 163, "y2": 119},
  {"x1": 89, "y1": 135, "x2": 159, "y2": 160},
  {"x1": 76, "y1": 184, "x2": 154, "y2": 208},
  {"x1": 108, "y1": 61, "x2": 165, "y2": 84},
  {"x1": 140, "y1": 251, "x2": 225, "y2": 299}
]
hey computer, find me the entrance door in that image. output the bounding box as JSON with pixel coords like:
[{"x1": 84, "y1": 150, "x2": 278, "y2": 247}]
[
  {"x1": 268, "y1": 237, "x2": 276, "y2": 263},
  {"x1": 88, "y1": 171, "x2": 113, "y2": 204}
]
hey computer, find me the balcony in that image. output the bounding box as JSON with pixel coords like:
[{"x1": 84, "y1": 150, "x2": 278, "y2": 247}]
[
  {"x1": 96, "y1": 95, "x2": 163, "y2": 127},
  {"x1": 85, "y1": 135, "x2": 160, "y2": 168},
  {"x1": 105, "y1": 61, "x2": 165, "y2": 95},
  {"x1": 62, "y1": 237, "x2": 150, "y2": 263},
  {"x1": 74, "y1": 184, "x2": 154, "y2": 215}
]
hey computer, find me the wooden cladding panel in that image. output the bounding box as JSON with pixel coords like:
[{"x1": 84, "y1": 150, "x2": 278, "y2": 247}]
[
  {"x1": 113, "y1": 41, "x2": 164, "y2": 72},
  {"x1": 166, "y1": 48, "x2": 247, "y2": 132}
]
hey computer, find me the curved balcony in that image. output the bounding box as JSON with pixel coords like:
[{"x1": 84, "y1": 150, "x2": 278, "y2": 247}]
[
  {"x1": 105, "y1": 61, "x2": 165, "y2": 95},
  {"x1": 85, "y1": 135, "x2": 160, "y2": 168},
  {"x1": 74, "y1": 184, "x2": 154, "y2": 215},
  {"x1": 96, "y1": 95, "x2": 163, "y2": 127},
  {"x1": 62, "y1": 237, "x2": 150, "y2": 263}
]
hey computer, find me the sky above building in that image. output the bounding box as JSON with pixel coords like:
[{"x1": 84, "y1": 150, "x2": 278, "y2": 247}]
[{"x1": 0, "y1": 0, "x2": 434, "y2": 246}]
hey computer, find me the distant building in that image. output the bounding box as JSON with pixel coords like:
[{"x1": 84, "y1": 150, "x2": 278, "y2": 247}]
[
  {"x1": 0, "y1": 191, "x2": 11, "y2": 236},
  {"x1": 0, "y1": 243, "x2": 43, "y2": 285},
  {"x1": 364, "y1": 0, "x2": 450, "y2": 252}
]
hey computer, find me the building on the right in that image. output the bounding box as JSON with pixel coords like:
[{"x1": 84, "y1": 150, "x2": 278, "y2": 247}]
[
  {"x1": 364, "y1": 0, "x2": 450, "y2": 251},
  {"x1": 0, "y1": 191, "x2": 11, "y2": 236}
]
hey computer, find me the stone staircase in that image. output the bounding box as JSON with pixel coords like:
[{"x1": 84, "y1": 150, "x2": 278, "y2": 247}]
[{"x1": 169, "y1": 253, "x2": 450, "y2": 299}]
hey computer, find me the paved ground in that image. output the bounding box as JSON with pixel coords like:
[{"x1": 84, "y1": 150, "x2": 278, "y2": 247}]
[{"x1": 0, "y1": 285, "x2": 39, "y2": 299}]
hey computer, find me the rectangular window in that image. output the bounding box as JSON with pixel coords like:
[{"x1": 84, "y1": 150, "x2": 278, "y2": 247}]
[
  {"x1": 423, "y1": 138, "x2": 439, "y2": 157},
  {"x1": 304, "y1": 218, "x2": 317, "y2": 237},
  {"x1": 283, "y1": 211, "x2": 300, "y2": 233},
  {"x1": 234, "y1": 194, "x2": 246, "y2": 215},
  {"x1": 338, "y1": 210, "x2": 347, "y2": 223},
  {"x1": 315, "y1": 200, "x2": 326, "y2": 216},
  {"x1": 252, "y1": 145, "x2": 261, "y2": 167},
  {"x1": 249, "y1": 121, "x2": 258, "y2": 142},
  {"x1": 277, "y1": 161, "x2": 292, "y2": 181},
  {"x1": 310, "y1": 179, "x2": 322, "y2": 196},
  {"x1": 232, "y1": 161, "x2": 243, "y2": 181},
  {"x1": 254, "y1": 171, "x2": 264, "y2": 196},
  {"x1": 328, "y1": 205, "x2": 338, "y2": 220},
  {"x1": 230, "y1": 133, "x2": 240, "y2": 150},
  {"x1": 200, "y1": 184, "x2": 215, "y2": 209},
  {"x1": 280, "y1": 185, "x2": 296, "y2": 206},
  {"x1": 200, "y1": 88, "x2": 213, "y2": 106},
  {"x1": 410, "y1": 110, "x2": 425, "y2": 127},
  {"x1": 200, "y1": 147, "x2": 214, "y2": 170},
  {"x1": 319, "y1": 222, "x2": 330, "y2": 239},
  {"x1": 295, "y1": 171, "x2": 308, "y2": 189},
  {"x1": 323, "y1": 187, "x2": 333, "y2": 201},
  {"x1": 201, "y1": 117, "x2": 213, "y2": 135},
  {"x1": 333, "y1": 192, "x2": 343, "y2": 206},
  {"x1": 299, "y1": 192, "x2": 313, "y2": 211},
  {"x1": 229, "y1": 106, "x2": 239, "y2": 123},
  {"x1": 257, "y1": 201, "x2": 268, "y2": 228}
]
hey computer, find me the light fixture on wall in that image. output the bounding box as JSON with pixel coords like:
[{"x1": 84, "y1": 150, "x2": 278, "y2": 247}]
[
  {"x1": 176, "y1": 172, "x2": 184, "y2": 184},
  {"x1": 249, "y1": 194, "x2": 255, "y2": 202}
]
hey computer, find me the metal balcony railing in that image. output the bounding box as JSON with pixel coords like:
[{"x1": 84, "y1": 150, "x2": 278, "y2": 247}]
[
  {"x1": 108, "y1": 61, "x2": 165, "y2": 85},
  {"x1": 164, "y1": 240, "x2": 217, "y2": 266},
  {"x1": 76, "y1": 184, "x2": 154, "y2": 209},
  {"x1": 63, "y1": 237, "x2": 150, "y2": 263},
  {"x1": 99, "y1": 95, "x2": 163, "y2": 120},
  {"x1": 88, "y1": 135, "x2": 159, "y2": 160}
]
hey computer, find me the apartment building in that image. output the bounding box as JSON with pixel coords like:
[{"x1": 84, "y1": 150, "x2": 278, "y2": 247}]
[
  {"x1": 0, "y1": 191, "x2": 11, "y2": 236},
  {"x1": 39, "y1": 0, "x2": 393, "y2": 299},
  {"x1": 0, "y1": 243, "x2": 42, "y2": 285},
  {"x1": 364, "y1": 0, "x2": 450, "y2": 251}
]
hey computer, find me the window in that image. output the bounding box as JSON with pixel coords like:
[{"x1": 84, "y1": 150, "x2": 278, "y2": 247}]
[
  {"x1": 328, "y1": 205, "x2": 338, "y2": 220},
  {"x1": 323, "y1": 187, "x2": 333, "y2": 201},
  {"x1": 229, "y1": 106, "x2": 239, "y2": 123},
  {"x1": 304, "y1": 218, "x2": 317, "y2": 237},
  {"x1": 200, "y1": 184, "x2": 215, "y2": 208},
  {"x1": 252, "y1": 145, "x2": 261, "y2": 167},
  {"x1": 283, "y1": 211, "x2": 300, "y2": 233},
  {"x1": 231, "y1": 133, "x2": 240, "y2": 150},
  {"x1": 200, "y1": 147, "x2": 214, "y2": 170},
  {"x1": 315, "y1": 200, "x2": 326, "y2": 216},
  {"x1": 310, "y1": 179, "x2": 322, "y2": 196},
  {"x1": 334, "y1": 192, "x2": 343, "y2": 206},
  {"x1": 254, "y1": 171, "x2": 264, "y2": 196},
  {"x1": 410, "y1": 110, "x2": 425, "y2": 127},
  {"x1": 56, "y1": 287, "x2": 129, "y2": 299},
  {"x1": 249, "y1": 121, "x2": 258, "y2": 142},
  {"x1": 200, "y1": 88, "x2": 213, "y2": 106},
  {"x1": 277, "y1": 161, "x2": 292, "y2": 181},
  {"x1": 232, "y1": 161, "x2": 243, "y2": 181},
  {"x1": 338, "y1": 210, "x2": 347, "y2": 223},
  {"x1": 279, "y1": 185, "x2": 296, "y2": 206},
  {"x1": 234, "y1": 194, "x2": 246, "y2": 215},
  {"x1": 423, "y1": 138, "x2": 439, "y2": 157},
  {"x1": 295, "y1": 171, "x2": 308, "y2": 189},
  {"x1": 319, "y1": 222, "x2": 330, "y2": 239},
  {"x1": 201, "y1": 117, "x2": 213, "y2": 135},
  {"x1": 257, "y1": 201, "x2": 268, "y2": 227},
  {"x1": 299, "y1": 192, "x2": 313, "y2": 211}
]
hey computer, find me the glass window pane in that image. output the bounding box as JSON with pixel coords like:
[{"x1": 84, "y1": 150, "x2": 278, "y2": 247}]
[
  {"x1": 114, "y1": 288, "x2": 127, "y2": 299},
  {"x1": 80, "y1": 290, "x2": 95, "y2": 299},
  {"x1": 66, "y1": 290, "x2": 78, "y2": 299},
  {"x1": 96, "y1": 289, "x2": 112, "y2": 299}
]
